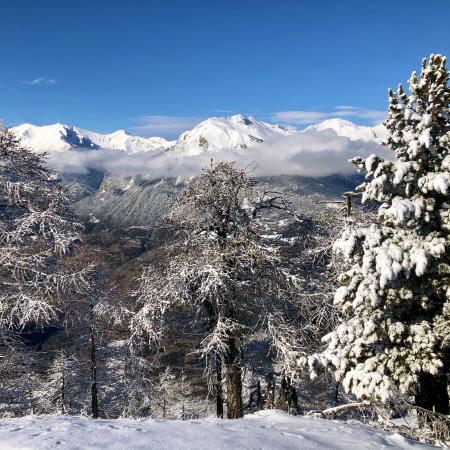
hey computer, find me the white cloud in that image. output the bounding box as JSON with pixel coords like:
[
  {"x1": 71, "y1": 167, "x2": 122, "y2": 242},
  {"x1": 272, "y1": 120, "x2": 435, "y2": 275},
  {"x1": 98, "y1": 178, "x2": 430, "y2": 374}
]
[
  {"x1": 333, "y1": 106, "x2": 386, "y2": 123},
  {"x1": 273, "y1": 106, "x2": 386, "y2": 126},
  {"x1": 24, "y1": 77, "x2": 56, "y2": 86},
  {"x1": 131, "y1": 115, "x2": 201, "y2": 138}
]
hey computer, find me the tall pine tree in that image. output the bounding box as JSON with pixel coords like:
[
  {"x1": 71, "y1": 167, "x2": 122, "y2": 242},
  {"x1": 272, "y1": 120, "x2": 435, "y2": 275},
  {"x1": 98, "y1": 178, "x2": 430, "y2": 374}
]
[{"x1": 310, "y1": 54, "x2": 450, "y2": 414}]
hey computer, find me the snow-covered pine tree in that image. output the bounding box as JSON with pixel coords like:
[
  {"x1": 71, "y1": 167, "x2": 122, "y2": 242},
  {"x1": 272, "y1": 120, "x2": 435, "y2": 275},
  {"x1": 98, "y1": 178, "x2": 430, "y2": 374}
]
[
  {"x1": 0, "y1": 125, "x2": 88, "y2": 333},
  {"x1": 309, "y1": 54, "x2": 450, "y2": 414}
]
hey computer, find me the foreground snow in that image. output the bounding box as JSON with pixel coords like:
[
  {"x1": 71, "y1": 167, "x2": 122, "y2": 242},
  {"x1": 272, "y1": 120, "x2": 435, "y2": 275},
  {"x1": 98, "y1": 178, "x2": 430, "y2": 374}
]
[{"x1": 0, "y1": 410, "x2": 434, "y2": 450}]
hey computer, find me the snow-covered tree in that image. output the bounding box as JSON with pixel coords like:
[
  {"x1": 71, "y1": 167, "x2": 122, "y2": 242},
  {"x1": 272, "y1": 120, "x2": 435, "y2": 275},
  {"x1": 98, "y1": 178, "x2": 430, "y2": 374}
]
[
  {"x1": 101, "y1": 341, "x2": 155, "y2": 418},
  {"x1": 0, "y1": 336, "x2": 42, "y2": 417},
  {"x1": 131, "y1": 161, "x2": 298, "y2": 419},
  {"x1": 61, "y1": 265, "x2": 121, "y2": 419},
  {"x1": 309, "y1": 54, "x2": 450, "y2": 414},
  {"x1": 151, "y1": 367, "x2": 199, "y2": 419},
  {"x1": 153, "y1": 367, "x2": 178, "y2": 419},
  {"x1": 0, "y1": 125, "x2": 88, "y2": 333},
  {"x1": 36, "y1": 350, "x2": 86, "y2": 415}
]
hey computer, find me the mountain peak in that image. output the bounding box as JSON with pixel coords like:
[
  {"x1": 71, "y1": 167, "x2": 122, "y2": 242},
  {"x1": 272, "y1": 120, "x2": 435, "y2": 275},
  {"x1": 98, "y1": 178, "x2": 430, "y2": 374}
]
[
  {"x1": 111, "y1": 129, "x2": 130, "y2": 136},
  {"x1": 315, "y1": 118, "x2": 359, "y2": 128},
  {"x1": 227, "y1": 114, "x2": 253, "y2": 125},
  {"x1": 307, "y1": 118, "x2": 379, "y2": 142},
  {"x1": 171, "y1": 113, "x2": 295, "y2": 155}
]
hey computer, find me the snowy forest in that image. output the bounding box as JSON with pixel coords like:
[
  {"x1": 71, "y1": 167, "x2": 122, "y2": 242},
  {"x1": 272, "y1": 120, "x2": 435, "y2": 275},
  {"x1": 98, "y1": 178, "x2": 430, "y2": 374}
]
[{"x1": 0, "y1": 53, "x2": 449, "y2": 448}]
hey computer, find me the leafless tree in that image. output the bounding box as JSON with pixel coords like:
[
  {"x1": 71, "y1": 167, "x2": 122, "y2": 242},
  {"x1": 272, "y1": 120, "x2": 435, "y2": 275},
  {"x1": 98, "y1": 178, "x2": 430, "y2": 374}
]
[
  {"x1": 0, "y1": 124, "x2": 89, "y2": 333},
  {"x1": 130, "y1": 161, "x2": 301, "y2": 418}
]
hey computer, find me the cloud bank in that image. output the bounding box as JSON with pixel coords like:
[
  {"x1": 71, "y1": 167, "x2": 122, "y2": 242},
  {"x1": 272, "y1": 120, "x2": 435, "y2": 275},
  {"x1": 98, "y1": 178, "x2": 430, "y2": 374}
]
[{"x1": 47, "y1": 128, "x2": 390, "y2": 179}]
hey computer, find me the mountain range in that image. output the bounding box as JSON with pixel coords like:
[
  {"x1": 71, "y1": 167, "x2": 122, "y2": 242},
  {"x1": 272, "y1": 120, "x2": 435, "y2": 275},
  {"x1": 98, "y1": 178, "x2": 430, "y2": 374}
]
[
  {"x1": 12, "y1": 115, "x2": 386, "y2": 155},
  {"x1": 12, "y1": 122, "x2": 172, "y2": 154},
  {"x1": 10, "y1": 115, "x2": 385, "y2": 228}
]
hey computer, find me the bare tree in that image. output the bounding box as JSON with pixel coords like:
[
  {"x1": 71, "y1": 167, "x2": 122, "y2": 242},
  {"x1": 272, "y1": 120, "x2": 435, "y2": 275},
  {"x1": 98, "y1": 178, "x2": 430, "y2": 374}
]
[
  {"x1": 0, "y1": 124, "x2": 89, "y2": 333},
  {"x1": 36, "y1": 350, "x2": 86, "y2": 415},
  {"x1": 0, "y1": 125, "x2": 91, "y2": 415},
  {"x1": 130, "y1": 161, "x2": 299, "y2": 418}
]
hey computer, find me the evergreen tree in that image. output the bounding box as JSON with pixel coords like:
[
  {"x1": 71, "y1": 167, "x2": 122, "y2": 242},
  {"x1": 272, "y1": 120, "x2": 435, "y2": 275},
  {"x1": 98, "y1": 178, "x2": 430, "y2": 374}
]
[{"x1": 310, "y1": 54, "x2": 450, "y2": 414}]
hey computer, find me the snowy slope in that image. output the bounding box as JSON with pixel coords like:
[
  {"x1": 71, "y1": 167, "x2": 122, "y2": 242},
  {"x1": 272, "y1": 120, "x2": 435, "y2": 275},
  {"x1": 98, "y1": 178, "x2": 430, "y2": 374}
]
[
  {"x1": 305, "y1": 118, "x2": 386, "y2": 142},
  {"x1": 12, "y1": 123, "x2": 173, "y2": 154},
  {"x1": 170, "y1": 114, "x2": 296, "y2": 155},
  {"x1": 0, "y1": 410, "x2": 432, "y2": 450}
]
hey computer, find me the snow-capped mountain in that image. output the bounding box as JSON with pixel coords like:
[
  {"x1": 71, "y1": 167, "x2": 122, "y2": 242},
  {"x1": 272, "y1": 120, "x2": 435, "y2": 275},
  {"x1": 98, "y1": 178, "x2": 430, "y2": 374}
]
[
  {"x1": 12, "y1": 123, "x2": 173, "y2": 154},
  {"x1": 12, "y1": 115, "x2": 385, "y2": 157},
  {"x1": 169, "y1": 114, "x2": 297, "y2": 155},
  {"x1": 10, "y1": 114, "x2": 385, "y2": 228},
  {"x1": 305, "y1": 118, "x2": 386, "y2": 142}
]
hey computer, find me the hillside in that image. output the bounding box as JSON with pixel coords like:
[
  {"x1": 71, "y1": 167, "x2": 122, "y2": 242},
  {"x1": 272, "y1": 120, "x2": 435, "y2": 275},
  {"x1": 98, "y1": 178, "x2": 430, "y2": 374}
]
[{"x1": 0, "y1": 410, "x2": 433, "y2": 450}]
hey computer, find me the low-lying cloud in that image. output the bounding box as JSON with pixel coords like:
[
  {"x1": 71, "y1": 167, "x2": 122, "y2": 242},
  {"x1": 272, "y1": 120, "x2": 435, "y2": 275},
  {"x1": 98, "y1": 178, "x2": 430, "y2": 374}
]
[{"x1": 47, "y1": 128, "x2": 390, "y2": 179}]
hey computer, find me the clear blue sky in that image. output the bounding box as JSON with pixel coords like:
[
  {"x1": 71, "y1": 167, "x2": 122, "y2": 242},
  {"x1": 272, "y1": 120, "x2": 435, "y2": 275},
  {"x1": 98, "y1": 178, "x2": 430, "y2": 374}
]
[{"x1": 0, "y1": 0, "x2": 449, "y2": 137}]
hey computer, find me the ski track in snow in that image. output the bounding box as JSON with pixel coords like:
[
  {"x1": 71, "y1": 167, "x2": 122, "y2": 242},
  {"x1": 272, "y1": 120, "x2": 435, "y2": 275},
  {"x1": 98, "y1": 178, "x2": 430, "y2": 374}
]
[{"x1": 0, "y1": 410, "x2": 433, "y2": 450}]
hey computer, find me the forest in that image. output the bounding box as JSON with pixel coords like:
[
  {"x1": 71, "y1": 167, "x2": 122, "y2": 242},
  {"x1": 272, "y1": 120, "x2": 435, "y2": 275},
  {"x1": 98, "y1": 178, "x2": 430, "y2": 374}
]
[{"x1": 0, "y1": 55, "x2": 449, "y2": 447}]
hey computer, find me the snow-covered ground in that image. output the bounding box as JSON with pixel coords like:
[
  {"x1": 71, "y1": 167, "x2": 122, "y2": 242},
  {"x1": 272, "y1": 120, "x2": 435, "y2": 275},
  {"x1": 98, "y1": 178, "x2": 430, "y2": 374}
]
[{"x1": 0, "y1": 410, "x2": 434, "y2": 450}]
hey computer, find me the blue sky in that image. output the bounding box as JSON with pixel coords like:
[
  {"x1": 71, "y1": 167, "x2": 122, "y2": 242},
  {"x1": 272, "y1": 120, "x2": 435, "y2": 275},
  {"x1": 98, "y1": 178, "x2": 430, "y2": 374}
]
[{"x1": 0, "y1": 0, "x2": 449, "y2": 138}]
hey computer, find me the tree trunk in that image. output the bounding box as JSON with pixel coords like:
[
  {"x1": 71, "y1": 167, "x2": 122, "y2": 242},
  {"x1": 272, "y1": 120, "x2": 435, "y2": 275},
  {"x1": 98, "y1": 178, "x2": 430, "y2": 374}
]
[
  {"x1": 256, "y1": 380, "x2": 263, "y2": 411},
  {"x1": 334, "y1": 382, "x2": 339, "y2": 405},
  {"x1": 61, "y1": 371, "x2": 65, "y2": 414},
  {"x1": 416, "y1": 372, "x2": 449, "y2": 416},
  {"x1": 276, "y1": 376, "x2": 289, "y2": 412},
  {"x1": 202, "y1": 300, "x2": 224, "y2": 418},
  {"x1": 287, "y1": 377, "x2": 300, "y2": 414},
  {"x1": 90, "y1": 305, "x2": 99, "y2": 419},
  {"x1": 216, "y1": 357, "x2": 224, "y2": 418},
  {"x1": 223, "y1": 335, "x2": 243, "y2": 419},
  {"x1": 266, "y1": 374, "x2": 275, "y2": 409}
]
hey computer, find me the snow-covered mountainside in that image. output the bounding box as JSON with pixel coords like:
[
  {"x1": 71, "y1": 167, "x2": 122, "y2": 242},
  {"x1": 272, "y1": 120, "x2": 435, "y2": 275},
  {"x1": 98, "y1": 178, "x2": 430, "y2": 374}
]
[
  {"x1": 12, "y1": 123, "x2": 173, "y2": 154},
  {"x1": 0, "y1": 410, "x2": 432, "y2": 450},
  {"x1": 73, "y1": 173, "x2": 362, "y2": 228},
  {"x1": 170, "y1": 114, "x2": 296, "y2": 155},
  {"x1": 12, "y1": 115, "x2": 385, "y2": 156},
  {"x1": 305, "y1": 118, "x2": 386, "y2": 142}
]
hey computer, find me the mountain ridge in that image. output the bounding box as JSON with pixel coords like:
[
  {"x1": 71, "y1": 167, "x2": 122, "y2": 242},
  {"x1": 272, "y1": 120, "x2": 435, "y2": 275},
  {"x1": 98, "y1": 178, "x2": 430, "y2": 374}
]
[
  {"x1": 12, "y1": 123, "x2": 173, "y2": 154},
  {"x1": 12, "y1": 115, "x2": 386, "y2": 155}
]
